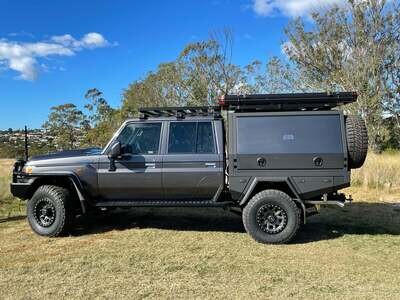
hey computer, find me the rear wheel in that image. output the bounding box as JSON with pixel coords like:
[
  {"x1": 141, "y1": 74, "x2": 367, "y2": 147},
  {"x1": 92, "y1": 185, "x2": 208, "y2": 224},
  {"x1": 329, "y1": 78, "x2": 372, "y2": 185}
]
[
  {"x1": 27, "y1": 185, "x2": 74, "y2": 237},
  {"x1": 242, "y1": 189, "x2": 301, "y2": 244}
]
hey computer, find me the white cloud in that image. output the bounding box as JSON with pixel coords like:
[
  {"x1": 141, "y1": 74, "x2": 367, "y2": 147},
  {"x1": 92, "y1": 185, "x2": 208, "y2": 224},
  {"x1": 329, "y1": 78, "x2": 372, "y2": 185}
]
[
  {"x1": 0, "y1": 32, "x2": 113, "y2": 80},
  {"x1": 8, "y1": 31, "x2": 35, "y2": 39},
  {"x1": 51, "y1": 32, "x2": 111, "y2": 49},
  {"x1": 253, "y1": 0, "x2": 274, "y2": 16},
  {"x1": 8, "y1": 56, "x2": 37, "y2": 80},
  {"x1": 81, "y1": 32, "x2": 110, "y2": 48},
  {"x1": 252, "y1": 0, "x2": 345, "y2": 17}
]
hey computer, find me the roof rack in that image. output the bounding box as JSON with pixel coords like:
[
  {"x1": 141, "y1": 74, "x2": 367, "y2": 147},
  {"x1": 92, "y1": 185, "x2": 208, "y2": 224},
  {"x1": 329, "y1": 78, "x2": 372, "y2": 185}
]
[
  {"x1": 139, "y1": 106, "x2": 221, "y2": 119},
  {"x1": 138, "y1": 92, "x2": 357, "y2": 119},
  {"x1": 218, "y1": 92, "x2": 357, "y2": 111}
]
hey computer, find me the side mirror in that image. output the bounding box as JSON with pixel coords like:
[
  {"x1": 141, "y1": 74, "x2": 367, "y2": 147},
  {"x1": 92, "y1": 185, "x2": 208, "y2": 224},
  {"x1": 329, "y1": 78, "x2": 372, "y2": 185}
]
[
  {"x1": 108, "y1": 141, "x2": 121, "y2": 171},
  {"x1": 109, "y1": 141, "x2": 121, "y2": 159}
]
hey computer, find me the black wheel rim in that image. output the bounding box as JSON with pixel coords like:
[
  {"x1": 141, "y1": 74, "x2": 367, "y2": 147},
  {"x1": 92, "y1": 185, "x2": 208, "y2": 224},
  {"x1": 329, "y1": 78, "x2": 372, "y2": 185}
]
[
  {"x1": 256, "y1": 203, "x2": 287, "y2": 234},
  {"x1": 34, "y1": 198, "x2": 56, "y2": 227}
]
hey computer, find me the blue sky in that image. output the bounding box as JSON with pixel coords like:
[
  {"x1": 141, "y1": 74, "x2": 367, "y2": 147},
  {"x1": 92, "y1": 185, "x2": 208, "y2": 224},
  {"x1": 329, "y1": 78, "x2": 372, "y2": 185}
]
[{"x1": 0, "y1": 0, "x2": 342, "y2": 130}]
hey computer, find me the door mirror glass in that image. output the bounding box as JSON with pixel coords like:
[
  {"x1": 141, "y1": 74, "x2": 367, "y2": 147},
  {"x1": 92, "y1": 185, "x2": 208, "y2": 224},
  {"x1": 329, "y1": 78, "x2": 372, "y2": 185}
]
[{"x1": 109, "y1": 141, "x2": 121, "y2": 159}]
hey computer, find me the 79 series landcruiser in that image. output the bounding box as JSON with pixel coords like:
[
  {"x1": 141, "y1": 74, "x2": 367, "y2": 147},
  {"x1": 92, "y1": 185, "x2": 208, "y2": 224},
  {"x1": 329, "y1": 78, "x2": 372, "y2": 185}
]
[{"x1": 11, "y1": 92, "x2": 368, "y2": 244}]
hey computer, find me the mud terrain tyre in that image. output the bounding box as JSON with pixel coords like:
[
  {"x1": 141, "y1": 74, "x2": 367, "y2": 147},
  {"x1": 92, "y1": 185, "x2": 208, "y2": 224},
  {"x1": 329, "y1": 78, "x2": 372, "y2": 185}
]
[
  {"x1": 27, "y1": 185, "x2": 73, "y2": 237},
  {"x1": 242, "y1": 189, "x2": 301, "y2": 244},
  {"x1": 345, "y1": 115, "x2": 368, "y2": 169}
]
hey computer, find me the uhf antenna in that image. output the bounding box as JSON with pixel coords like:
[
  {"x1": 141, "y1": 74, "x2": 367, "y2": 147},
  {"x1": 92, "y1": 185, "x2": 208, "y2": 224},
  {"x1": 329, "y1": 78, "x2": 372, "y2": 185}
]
[{"x1": 24, "y1": 125, "x2": 29, "y2": 161}]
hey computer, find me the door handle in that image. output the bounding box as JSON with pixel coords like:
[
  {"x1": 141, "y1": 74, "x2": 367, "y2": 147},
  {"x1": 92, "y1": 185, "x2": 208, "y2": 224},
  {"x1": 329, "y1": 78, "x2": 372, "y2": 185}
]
[
  {"x1": 205, "y1": 162, "x2": 216, "y2": 168},
  {"x1": 257, "y1": 157, "x2": 267, "y2": 167},
  {"x1": 145, "y1": 163, "x2": 156, "y2": 168},
  {"x1": 313, "y1": 156, "x2": 324, "y2": 167}
]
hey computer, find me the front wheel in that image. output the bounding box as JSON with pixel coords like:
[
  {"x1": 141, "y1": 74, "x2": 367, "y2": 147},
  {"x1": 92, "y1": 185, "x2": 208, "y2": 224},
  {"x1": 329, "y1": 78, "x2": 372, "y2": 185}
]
[
  {"x1": 27, "y1": 185, "x2": 74, "y2": 237},
  {"x1": 242, "y1": 189, "x2": 301, "y2": 244}
]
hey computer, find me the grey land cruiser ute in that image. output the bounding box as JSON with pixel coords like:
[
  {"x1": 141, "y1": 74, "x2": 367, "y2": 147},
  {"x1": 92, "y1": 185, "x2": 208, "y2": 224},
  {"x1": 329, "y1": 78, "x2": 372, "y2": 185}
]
[{"x1": 10, "y1": 92, "x2": 368, "y2": 244}]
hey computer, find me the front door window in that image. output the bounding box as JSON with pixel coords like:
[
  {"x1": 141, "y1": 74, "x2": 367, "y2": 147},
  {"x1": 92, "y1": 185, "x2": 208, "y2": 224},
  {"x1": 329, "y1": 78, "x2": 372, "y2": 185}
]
[{"x1": 117, "y1": 123, "x2": 161, "y2": 155}]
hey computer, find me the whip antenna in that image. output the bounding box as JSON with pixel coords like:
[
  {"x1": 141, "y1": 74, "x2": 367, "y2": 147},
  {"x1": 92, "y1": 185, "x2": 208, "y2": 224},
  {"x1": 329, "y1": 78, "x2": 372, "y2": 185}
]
[{"x1": 24, "y1": 125, "x2": 28, "y2": 161}]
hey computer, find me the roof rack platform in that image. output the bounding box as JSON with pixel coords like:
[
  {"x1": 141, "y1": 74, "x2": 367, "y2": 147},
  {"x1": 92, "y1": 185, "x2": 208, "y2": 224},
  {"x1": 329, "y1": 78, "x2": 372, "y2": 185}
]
[
  {"x1": 139, "y1": 106, "x2": 221, "y2": 119},
  {"x1": 138, "y1": 92, "x2": 357, "y2": 119},
  {"x1": 219, "y1": 92, "x2": 357, "y2": 111}
]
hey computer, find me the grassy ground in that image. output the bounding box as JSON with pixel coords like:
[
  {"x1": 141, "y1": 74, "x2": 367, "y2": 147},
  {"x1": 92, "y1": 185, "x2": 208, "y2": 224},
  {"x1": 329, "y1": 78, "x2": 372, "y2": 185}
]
[
  {"x1": 1, "y1": 155, "x2": 400, "y2": 299},
  {"x1": 343, "y1": 151, "x2": 400, "y2": 206},
  {"x1": 0, "y1": 159, "x2": 25, "y2": 218}
]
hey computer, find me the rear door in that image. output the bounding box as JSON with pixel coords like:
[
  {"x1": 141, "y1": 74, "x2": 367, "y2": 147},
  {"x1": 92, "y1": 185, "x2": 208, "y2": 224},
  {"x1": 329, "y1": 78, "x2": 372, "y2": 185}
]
[{"x1": 162, "y1": 120, "x2": 223, "y2": 200}]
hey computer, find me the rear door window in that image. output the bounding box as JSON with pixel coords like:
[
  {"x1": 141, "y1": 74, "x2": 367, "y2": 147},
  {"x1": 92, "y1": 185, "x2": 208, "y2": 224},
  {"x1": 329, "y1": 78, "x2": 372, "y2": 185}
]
[
  {"x1": 237, "y1": 115, "x2": 343, "y2": 154},
  {"x1": 168, "y1": 121, "x2": 215, "y2": 154}
]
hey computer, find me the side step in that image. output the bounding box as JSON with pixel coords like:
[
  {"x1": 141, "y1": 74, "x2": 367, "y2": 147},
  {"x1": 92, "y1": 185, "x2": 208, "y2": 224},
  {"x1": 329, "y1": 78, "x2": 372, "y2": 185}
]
[{"x1": 95, "y1": 200, "x2": 234, "y2": 208}]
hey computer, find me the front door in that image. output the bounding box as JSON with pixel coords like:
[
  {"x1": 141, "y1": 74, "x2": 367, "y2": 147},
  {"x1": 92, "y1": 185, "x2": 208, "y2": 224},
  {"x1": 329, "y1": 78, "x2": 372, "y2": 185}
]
[
  {"x1": 162, "y1": 120, "x2": 223, "y2": 200},
  {"x1": 97, "y1": 122, "x2": 163, "y2": 200}
]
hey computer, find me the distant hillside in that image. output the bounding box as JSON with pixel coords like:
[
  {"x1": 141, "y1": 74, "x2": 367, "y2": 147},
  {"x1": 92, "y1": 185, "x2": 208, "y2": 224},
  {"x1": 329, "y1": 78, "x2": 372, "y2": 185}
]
[{"x1": 0, "y1": 129, "x2": 56, "y2": 159}]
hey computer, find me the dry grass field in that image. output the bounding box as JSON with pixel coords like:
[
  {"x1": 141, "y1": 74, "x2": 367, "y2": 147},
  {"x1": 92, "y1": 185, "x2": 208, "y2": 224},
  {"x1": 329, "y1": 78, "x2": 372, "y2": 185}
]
[
  {"x1": 349, "y1": 151, "x2": 400, "y2": 199},
  {"x1": 0, "y1": 159, "x2": 25, "y2": 217},
  {"x1": 1, "y1": 154, "x2": 400, "y2": 299}
]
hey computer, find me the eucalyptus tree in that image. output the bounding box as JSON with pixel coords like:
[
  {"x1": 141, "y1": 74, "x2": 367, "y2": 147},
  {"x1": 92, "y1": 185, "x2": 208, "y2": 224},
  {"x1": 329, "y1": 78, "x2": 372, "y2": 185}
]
[
  {"x1": 282, "y1": 0, "x2": 400, "y2": 149},
  {"x1": 43, "y1": 104, "x2": 85, "y2": 150},
  {"x1": 122, "y1": 30, "x2": 248, "y2": 115},
  {"x1": 83, "y1": 88, "x2": 116, "y2": 147}
]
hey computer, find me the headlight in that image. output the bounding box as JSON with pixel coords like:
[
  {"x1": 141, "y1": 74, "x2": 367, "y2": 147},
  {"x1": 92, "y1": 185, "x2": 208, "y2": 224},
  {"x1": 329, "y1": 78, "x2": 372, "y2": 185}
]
[{"x1": 22, "y1": 166, "x2": 34, "y2": 174}]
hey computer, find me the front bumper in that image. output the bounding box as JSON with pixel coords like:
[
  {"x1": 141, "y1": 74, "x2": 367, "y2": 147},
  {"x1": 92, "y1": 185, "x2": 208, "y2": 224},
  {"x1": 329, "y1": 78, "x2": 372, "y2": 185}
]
[
  {"x1": 11, "y1": 160, "x2": 34, "y2": 199},
  {"x1": 10, "y1": 182, "x2": 32, "y2": 199}
]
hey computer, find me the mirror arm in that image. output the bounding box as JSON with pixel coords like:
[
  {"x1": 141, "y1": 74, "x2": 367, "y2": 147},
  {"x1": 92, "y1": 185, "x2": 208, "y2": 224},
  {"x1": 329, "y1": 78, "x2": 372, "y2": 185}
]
[{"x1": 109, "y1": 157, "x2": 117, "y2": 172}]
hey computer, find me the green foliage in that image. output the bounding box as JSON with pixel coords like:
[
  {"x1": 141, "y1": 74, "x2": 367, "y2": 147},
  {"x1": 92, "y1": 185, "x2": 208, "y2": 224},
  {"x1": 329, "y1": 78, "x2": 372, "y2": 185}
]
[
  {"x1": 251, "y1": 57, "x2": 306, "y2": 93},
  {"x1": 283, "y1": 0, "x2": 400, "y2": 150},
  {"x1": 82, "y1": 88, "x2": 118, "y2": 148},
  {"x1": 122, "y1": 30, "x2": 251, "y2": 117},
  {"x1": 122, "y1": 62, "x2": 185, "y2": 117},
  {"x1": 0, "y1": 143, "x2": 56, "y2": 159},
  {"x1": 38, "y1": 89, "x2": 117, "y2": 151},
  {"x1": 43, "y1": 103, "x2": 85, "y2": 150},
  {"x1": 0, "y1": 144, "x2": 24, "y2": 159},
  {"x1": 177, "y1": 31, "x2": 245, "y2": 105}
]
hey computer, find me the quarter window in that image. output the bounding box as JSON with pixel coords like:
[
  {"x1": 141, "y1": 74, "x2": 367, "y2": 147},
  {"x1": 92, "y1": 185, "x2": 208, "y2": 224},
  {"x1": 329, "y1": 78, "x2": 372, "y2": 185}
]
[{"x1": 168, "y1": 122, "x2": 215, "y2": 154}]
